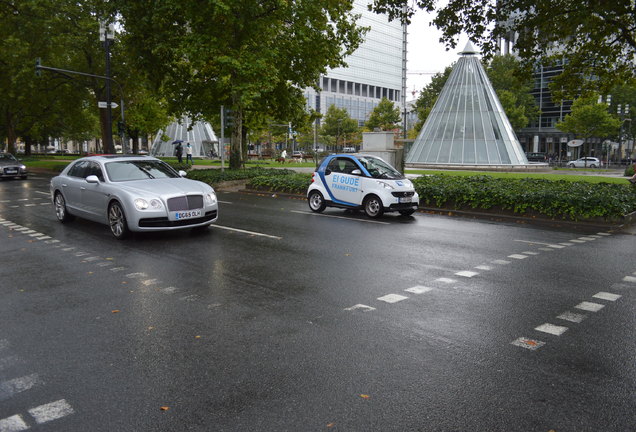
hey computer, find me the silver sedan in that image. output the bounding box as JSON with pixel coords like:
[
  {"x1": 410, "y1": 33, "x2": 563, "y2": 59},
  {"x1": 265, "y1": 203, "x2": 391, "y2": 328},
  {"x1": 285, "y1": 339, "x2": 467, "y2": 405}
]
[
  {"x1": 50, "y1": 155, "x2": 218, "y2": 239},
  {"x1": 0, "y1": 153, "x2": 28, "y2": 179}
]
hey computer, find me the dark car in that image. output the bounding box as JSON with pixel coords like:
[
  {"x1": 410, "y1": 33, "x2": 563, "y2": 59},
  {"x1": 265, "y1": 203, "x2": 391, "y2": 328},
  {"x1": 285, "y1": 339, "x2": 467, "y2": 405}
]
[
  {"x1": 0, "y1": 153, "x2": 28, "y2": 179},
  {"x1": 526, "y1": 152, "x2": 547, "y2": 162}
]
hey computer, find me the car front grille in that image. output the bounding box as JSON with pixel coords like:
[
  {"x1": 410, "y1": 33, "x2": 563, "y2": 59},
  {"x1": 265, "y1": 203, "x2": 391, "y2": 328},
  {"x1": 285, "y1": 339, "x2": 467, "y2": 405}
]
[
  {"x1": 391, "y1": 191, "x2": 414, "y2": 198},
  {"x1": 167, "y1": 195, "x2": 203, "y2": 211}
]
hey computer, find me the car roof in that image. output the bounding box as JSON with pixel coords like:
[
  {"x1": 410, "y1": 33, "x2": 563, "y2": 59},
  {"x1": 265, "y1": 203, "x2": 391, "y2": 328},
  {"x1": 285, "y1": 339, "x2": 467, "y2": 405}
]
[{"x1": 79, "y1": 155, "x2": 159, "y2": 162}]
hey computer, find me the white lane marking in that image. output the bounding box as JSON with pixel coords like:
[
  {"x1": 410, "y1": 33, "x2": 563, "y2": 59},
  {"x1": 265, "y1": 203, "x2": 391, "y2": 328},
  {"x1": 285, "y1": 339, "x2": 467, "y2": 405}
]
[
  {"x1": 377, "y1": 294, "x2": 408, "y2": 304},
  {"x1": 160, "y1": 287, "x2": 178, "y2": 294},
  {"x1": 141, "y1": 279, "x2": 159, "y2": 286},
  {"x1": 522, "y1": 251, "x2": 539, "y2": 255},
  {"x1": 344, "y1": 304, "x2": 376, "y2": 312},
  {"x1": 16, "y1": 199, "x2": 28, "y2": 202},
  {"x1": 82, "y1": 256, "x2": 99, "y2": 262},
  {"x1": 217, "y1": 200, "x2": 233, "y2": 204},
  {"x1": 547, "y1": 244, "x2": 565, "y2": 249},
  {"x1": 35, "y1": 236, "x2": 51, "y2": 240},
  {"x1": 568, "y1": 239, "x2": 586, "y2": 243},
  {"x1": 492, "y1": 260, "x2": 511, "y2": 265},
  {"x1": 126, "y1": 272, "x2": 147, "y2": 279},
  {"x1": 211, "y1": 224, "x2": 283, "y2": 239},
  {"x1": 435, "y1": 277, "x2": 456, "y2": 284},
  {"x1": 405, "y1": 286, "x2": 433, "y2": 294},
  {"x1": 593, "y1": 292, "x2": 621, "y2": 301},
  {"x1": 74, "y1": 252, "x2": 89, "y2": 257},
  {"x1": 12, "y1": 228, "x2": 28, "y2": 232},
  {"x1": 575, "y1": 301, "x2": 605, "y2": 312},
  {"x1": 24, "y1": 204, "x2": 36, "y2": 207},
  {"x1": 39, "y1": 202, "x2": 50, "y2": 206},
  {"x1": 110, "y1": 267, "x2": 126, "y2": 272},
  {"x1": 511, "y1": 337, "x2": 545, "y2": 350},
  {"x1": 28, "y1": 399, "x2": 74, "y2": 424},
  {"x1": 44, "y1": 239, "x2": 60, "y2": 244},
  {"x1": 622, "y1": 276, "x2": 636, "y2": 283},
  {"x1": 508, "y1": 254, "x2": 528, "y2": 259},
  {"x1": 597, "y1": 232, "x2": 611, "y2": 236},
  {"x1": 558, "y1": 242, "x2": 574, "y2": 246},
  {"x1": 61, "y1": 247, "x2": 75, "y2": 252},
  {"x1": 0, "y1": 414, "x2": 29, "y2": 431},
  {"x1": 538, "y1": 248, "x2": 554, "y2": 252},
  {"x1": 475, "y1": 265, "x2": 492, "y2": 271},
  {"x1": 96, "y1": 262, "x2": 113, "y2": 267},
  {"x1": 535, "y1": 323, "x2": 568, "y2": 336},
  {"x1": 455, "y1": 270, "x2": 479, "y2": 278},
  {"x1": 35, "y1": 191, "x2": 50, "y2": 196},
  {"x1": 22, "y1": 230, "x2": 35, "y2": 234},
  {"x1": 0, "y1": 374, "x2": 40, "y2": 401},
  {"x1": 28, "y1": 233, "x2": 44, "y2": 237},
  {"x1": 557, "y1": 312, "x2": 587, "y2": 323},
  {"x1": 578, "y1": 237, "x2": 596, "y2": 241},
  {"x1": 290, "y1": 210, "x2": 390, "y2": 225}
]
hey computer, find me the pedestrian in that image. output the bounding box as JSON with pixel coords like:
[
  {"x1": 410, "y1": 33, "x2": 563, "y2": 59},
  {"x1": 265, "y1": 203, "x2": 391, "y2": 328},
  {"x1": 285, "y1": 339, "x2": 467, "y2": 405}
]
[
  {"x1": 185, "y1": 142, "x2": 193, "y2": 164},
  {"x1": 175, "y1": 142, "x2": 183, "y2": 164},
  {"x1": 281, "y1": 149, "x2": 287, "y2": 163}
]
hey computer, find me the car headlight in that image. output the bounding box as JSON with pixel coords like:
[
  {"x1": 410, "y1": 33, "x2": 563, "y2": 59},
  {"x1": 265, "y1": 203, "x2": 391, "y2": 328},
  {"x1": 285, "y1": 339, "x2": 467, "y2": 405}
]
[
  {"x1": 134, "y1": 198, "x2": 163, "y2": 210},
  {"x1": 403, "y1": 179, "x2": 413, "y2": 188},
  {"x1": 376, "y1": 181, "x2": 394, "y2": 190},
  {"x1": 19, "y1": 165, "x2": 26, "y2": 170},
  {"x1": 204, "y1": 192, "x2": 217, "y2": 205}
]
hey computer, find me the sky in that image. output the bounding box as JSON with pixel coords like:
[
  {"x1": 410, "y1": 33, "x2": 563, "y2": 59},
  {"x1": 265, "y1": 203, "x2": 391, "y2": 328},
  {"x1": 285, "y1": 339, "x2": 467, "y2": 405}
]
[{"x1": 405, "y1": 8, "x2": 469, "y2": 100}]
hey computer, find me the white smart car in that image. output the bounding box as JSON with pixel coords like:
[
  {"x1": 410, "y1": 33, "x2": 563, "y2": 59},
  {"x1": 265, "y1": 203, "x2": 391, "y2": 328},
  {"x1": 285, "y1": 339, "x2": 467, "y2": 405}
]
[{"x1": 307, "y1": 154, "x2": 419, "y2": 218}]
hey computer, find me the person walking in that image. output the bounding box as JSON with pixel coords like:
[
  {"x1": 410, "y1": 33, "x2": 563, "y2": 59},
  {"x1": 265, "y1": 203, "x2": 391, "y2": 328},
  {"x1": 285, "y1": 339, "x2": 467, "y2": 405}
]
[
  {"x1": 185, "y1": 142, "x2": 193, "y2": 164},
  {"x1": 175, "y1": 143, "x2": 183, "y2": 164}
]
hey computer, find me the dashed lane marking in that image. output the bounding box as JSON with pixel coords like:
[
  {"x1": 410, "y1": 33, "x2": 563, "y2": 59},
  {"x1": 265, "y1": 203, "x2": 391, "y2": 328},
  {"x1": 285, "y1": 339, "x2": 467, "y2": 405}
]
[
  {"x1": 28, "y1": 399, "x2": 74, "y2": 424},
  {"x1": 521, "y1": 251, "x2": 539, "y2": 255},
  {"x1": 435, "y1": 277, "x2": 456, "y2": 284},
  {"x1": 558, "y1": 242, "x2": 574, "y2": 246},
  {"x1": 511, "y1": 337, "x2": 545, "y2": 351},
  {"x1": 492, "y1": 260, "x2": 511, "y2": 265},
  {"x1": 593, "y1": 292, "x2": 622, "y2": 301},
  {"x1": 0, "y1": 374, "x2": 41, "y2": 402},
  {"x1": 535, "y1": 323, "x2": 568, "y2": 336},
  {"x1": 538, "y1": 247, "x2": 554, "y2": 251},
  {"x1": 289, "y1": 210, "x2": 390, "y2": 225},
  {"x1": 568, "y1": 239, "x2": 586, "y2": 243},
  {"x1": 622, "y1": 276, "x2": 636, "y2": 283},
  {"x1": 455, "y1": 270, "x2": 479, "y2": 278},
  {"x1": 575, "y1": 301, "x2": 605, "y2": 312},
  {"x1": 557, "y1": 312, "x2": 587, "y2": 323},
  {"x1": 404, "y1": 286, "x2": 433, "y2": 294},
  {"x1": 578, "y1": 236, "x2": 596, "y2": 241},
  {"x1": 475, "y1": 265, "x2": 492, "y2": 271},
  {"x1": 508, "y1": 254, "x2": 528, "y2": 260},
  {"x1": 547, "y1": 244, "x2": 566, "y2": 249},
  {"x1": 0, "y1": 414, "x2": 29, "y2": 431},
  {"x1": 377, "y1": 294, "x2": 409, "y2": 304},
  {"x1": 597, "y1": 232, "x2": 611, "y2": 236},
  {"x1": 344, "y1": 304, "x2": 376, "y2": 312}
]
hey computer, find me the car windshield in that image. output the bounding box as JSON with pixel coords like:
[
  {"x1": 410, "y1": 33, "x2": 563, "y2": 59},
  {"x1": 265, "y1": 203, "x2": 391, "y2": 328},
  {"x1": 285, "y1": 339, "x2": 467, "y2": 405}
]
[
  {"x1": 105, "y1": 160, "x2": 180, "y2": 182},
  {"x1": 0, "y1": 154, "x2": 17, "y2": 162},
  {"x1": 357, "y1": 156, "x2": 404, "y2": 179}
]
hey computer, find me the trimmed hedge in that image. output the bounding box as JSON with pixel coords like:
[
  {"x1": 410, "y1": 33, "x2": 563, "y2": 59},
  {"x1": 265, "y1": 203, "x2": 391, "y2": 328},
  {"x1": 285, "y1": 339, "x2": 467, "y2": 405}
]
[
  {"x1": 413, "y1": 175, "x2": 636, "y2": 220},
  {"x1": 247, "y1": 173, "x2": 313, "y2": 194},
  {"x1": 185, "y1": 167, "x2": 297, "y2": 185}
]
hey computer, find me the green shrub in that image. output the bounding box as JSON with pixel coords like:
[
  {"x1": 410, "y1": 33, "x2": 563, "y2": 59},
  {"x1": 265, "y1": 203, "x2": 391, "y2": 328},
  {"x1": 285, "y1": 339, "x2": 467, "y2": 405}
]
[
  {"x1": 625, "y1": 164, "x2": 635, "y2": 177},
  {"x1": 413, "y1": 175, "x2": 636, "y2": 220},
  {"x1": 186, "y1": 167, "x2": 297, "y2": 185},
  {"x1": 246, "y1": 173, "x2": 312, "y2": 194}
]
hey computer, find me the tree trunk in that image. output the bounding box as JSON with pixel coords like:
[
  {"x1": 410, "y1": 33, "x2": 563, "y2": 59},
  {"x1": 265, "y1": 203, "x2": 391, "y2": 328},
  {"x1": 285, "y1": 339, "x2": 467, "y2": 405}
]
[
  {"x1": 24, "y1": 135, "x2": 33, "y2": 156},
  {"x1": 99, "y1": 108, "x2": 115, "y2": 154},
  {"x1": 229, "y1": 106, "x2": 244, "y2": 170}
]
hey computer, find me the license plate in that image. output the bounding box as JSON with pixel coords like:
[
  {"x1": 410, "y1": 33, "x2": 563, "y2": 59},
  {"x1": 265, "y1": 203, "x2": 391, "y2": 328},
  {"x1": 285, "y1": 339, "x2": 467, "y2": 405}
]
[
  {"x1": 174, "y1": 209, "x2": 202, "y2": 220},
  {"x1": 399, "y1": 197, "x2": 411, "y2": 203},
  {"x1": 5, "y1": 169, "x2": 17, "y2": 174}
]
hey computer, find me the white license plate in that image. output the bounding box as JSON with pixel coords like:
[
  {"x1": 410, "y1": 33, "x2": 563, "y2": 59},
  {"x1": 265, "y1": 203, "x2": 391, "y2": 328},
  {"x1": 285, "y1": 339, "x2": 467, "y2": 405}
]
[
  {"x1": 399, "y1": 197, "x2": 411, "y2": 203},
  {"x1": 5, "y1": 169, "x2": 17, "y2": 174},
  {"x1": 175, "y1": 209, "x2": 202, "y2": 220}
]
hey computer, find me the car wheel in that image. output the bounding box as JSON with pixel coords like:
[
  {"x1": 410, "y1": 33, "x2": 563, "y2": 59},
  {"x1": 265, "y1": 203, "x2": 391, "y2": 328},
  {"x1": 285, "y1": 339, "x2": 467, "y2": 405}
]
[
  {"x1": 589, "y1": 164, "x2": 596, "y2": 168},
  {"x1": 363, "y1": 194, "x2": 384, "y2": 218},
  {"x1": 54, "y1": 192, "x2": 74, "y2": 223},
  {"x1": 399, "y1": 209, "x2": 415, "y2": 216},
  {"x1": 108, "y1": 201, "x2": 130, "y2": 240},
  {"x1": 568, "y1": 163, "x2": 575, "y2": 168},
  {"x1": 308, "y1": 190, "x2": 326, "y2": 213}
]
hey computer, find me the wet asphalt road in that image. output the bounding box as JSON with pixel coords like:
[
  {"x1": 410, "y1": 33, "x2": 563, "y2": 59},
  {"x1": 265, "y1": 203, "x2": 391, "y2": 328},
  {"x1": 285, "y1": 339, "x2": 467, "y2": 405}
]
[{"x1": 0, "y1": 173, "x2": 635, "y2": 432}]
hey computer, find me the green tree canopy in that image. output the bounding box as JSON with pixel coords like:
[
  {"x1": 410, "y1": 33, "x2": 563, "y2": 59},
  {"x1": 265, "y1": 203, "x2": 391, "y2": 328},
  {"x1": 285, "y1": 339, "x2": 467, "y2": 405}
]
[
  {"x1": 412, "y1": 65, "x2": 453, "y2": 133},
  {"x1": 370, "y1": 0, "x2": 636, "y2": 96},
  {"x1": 365, "y1": 97, "x2": 401, "y2": 131},
  {"x1": 321, "y1": 105, "x2": 358, "y2": 149},
  {"x1": 113, "y1": 0, "x2": 367, "y2": 168}
]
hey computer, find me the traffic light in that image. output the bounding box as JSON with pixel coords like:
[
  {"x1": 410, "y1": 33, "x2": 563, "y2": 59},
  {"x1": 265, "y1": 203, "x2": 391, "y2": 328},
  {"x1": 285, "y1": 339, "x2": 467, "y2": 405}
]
[
  {"x1": 35, "y1": 58, "x2": 41, "y2": 77},
  {"x1": 223, "y1": 107, "x2": 234, "y2": 128},
  {"x1": 117, "y1": 121, "x2": 125, "y2": 136}
]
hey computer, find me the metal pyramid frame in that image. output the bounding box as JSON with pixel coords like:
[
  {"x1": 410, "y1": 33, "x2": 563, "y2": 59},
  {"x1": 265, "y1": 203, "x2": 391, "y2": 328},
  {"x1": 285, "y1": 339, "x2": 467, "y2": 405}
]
[
  {"x1": 406, "y1": 42, "x2": 528, "y2": 166},
  {"x1": 150, "y1": 117, "x2": 218, "y2": 158}
]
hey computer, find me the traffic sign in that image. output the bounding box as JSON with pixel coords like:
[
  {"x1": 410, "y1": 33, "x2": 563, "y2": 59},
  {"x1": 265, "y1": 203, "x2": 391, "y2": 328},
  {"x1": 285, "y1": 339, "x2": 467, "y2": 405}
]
[{"x1": 98, "y1": 101, "x2": 118, "y2": 109}]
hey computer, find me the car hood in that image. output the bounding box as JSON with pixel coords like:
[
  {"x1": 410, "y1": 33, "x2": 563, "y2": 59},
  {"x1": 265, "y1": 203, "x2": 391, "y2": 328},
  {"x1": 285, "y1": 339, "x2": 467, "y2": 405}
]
[
  {"x1": 114, "y1": 178, "x2": 213, "y2": 196},
  {"x1": 0, "y1": 159, "x2": 21, "y2": 167}
]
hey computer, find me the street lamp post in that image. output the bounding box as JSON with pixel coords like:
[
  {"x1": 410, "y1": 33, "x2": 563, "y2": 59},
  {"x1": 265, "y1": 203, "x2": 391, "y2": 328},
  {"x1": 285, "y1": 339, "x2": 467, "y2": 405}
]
[
  {"x1": 100, "y1": 21, "x2": 115, "y2": 154},
  {"x1": 618, "y1": 103, "x2": 630, "y2": 164}
]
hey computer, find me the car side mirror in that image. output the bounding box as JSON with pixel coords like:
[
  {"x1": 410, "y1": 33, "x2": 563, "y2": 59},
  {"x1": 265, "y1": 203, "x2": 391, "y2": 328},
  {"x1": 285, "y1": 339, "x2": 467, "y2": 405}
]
[
  {"x1": 85, "y1": 175, "x2": 100, "y2": 184},
  {"x1": 324, "y1": 169, "x2": 331, "y2": 175},
  {"x1": 351, "y1": 169, "x2": 362, "y2": 175},
  {"x1": 178, "y1": 170, "x2": 187, "y2": 177}
]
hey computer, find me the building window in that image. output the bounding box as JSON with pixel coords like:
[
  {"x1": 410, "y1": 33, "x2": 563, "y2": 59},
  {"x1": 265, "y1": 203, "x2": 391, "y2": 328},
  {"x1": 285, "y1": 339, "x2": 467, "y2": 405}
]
[
  {"x1": 355, "y1": 83, "x2": 360, "y2": 96},
  {"x1": 369, "y1": 86, "x2": 375, "y2": 99},
  {"x1": 362, "y1": 84, "x2": 367, "y2": 97},
  {"x1": 347, "y1": 81, "x2": 353, "y2": 95},
  {"x1": 331, "y1": 78, "x2": 338, "y2": 93},
  {"x1": 339, "y1": 80, "x2": 345, "y2": 94},
  {"x1": 322, "y1": 77, "x2": 329, "y2": 92},
  {"x1": 389, "y1": 89, "x2": 394, "y2": 100}
]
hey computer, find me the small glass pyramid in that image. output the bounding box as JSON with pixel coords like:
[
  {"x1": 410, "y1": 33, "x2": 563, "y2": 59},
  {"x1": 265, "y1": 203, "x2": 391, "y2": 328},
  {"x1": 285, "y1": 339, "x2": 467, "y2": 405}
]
[{"x1": 406, "y1": 42, "x2": 529, "y2": 166}]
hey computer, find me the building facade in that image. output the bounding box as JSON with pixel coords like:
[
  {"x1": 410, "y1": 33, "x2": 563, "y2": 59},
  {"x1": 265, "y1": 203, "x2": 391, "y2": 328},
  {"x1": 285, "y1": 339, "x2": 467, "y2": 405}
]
[{"x1": 303, "y1": 0, "x2": 406, "y2": 127}]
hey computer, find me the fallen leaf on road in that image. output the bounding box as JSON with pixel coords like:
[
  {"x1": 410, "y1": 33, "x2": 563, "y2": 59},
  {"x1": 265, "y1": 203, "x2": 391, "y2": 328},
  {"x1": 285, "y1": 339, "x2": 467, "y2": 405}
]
[
  {"x1": 195, "y1": 335, "x2": 201, "y2": 339},
  {"x1": 111, "y1": 310, "x2": 120, "y2": 314},
  {"x1": 327, "y1": 423, "x2": 335, "y2": 428},
  {"x1": 160, "y1": 406, "x2": 169, "y2": 411},
  {"x1": 359, "y1": 394, "x2": 370, "y2": 399}
]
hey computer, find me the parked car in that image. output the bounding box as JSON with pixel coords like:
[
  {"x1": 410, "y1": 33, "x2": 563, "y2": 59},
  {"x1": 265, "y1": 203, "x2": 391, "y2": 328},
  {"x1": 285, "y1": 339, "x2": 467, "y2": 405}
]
[
  {"x1": 307, "y1": 153, "x2": 419, "y2": 218},
  {"x1": 292, "y1": 151, "x2": 305, "y2": 159},
  {"x1": 342, "y1": 147, "x2": 356, "y2": 153},
  {"x1": 50, "y1": 155, "x2": 218, "y2": 239},
  {"x1": 0, "y1": 153, "x2": 28, "y2": 180},
  {"x1": 525, "y1": 152, "x2": 547, "y2": 162},
  {"x1": 567, "y1": 157, "x2": 603, "y2": 168}
]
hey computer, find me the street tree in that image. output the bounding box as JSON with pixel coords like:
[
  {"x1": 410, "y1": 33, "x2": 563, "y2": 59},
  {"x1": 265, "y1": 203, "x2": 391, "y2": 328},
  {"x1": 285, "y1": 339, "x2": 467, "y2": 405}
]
[
  {"x1": 556, "y1": 95, "x2": 622, "y2": 160},
  {"x1": 113, "y1": 0, "x2": 366, "y2": 169},
  {"x1": 321, "y1": 105, "x2": 358, "y2": 150},
  {"x1": 370, "y1": 0, "x2": 636, "y2": 96},
  {"x1": 485, "y1": 54, "x2": 538, "y2": 131},
  {"x1": 365, "y1": 97, "x2": 401, "y2": 131},
  {"x1": 412, "y1": 65, "x2": 453, "y2": 133}
]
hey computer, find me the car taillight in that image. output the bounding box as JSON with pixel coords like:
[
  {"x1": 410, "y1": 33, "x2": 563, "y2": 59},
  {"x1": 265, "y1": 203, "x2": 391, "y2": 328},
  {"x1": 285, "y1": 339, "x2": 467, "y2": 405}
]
[{"x1": 311, "y1": 173, "x2": 315, "y2": 183}]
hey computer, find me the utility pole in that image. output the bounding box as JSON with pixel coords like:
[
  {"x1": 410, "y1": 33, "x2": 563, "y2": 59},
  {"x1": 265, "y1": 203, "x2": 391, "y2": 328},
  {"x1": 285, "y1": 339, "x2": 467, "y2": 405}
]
[{"x1": 100, "y1": 20, "x2": 115, "y2": 154}]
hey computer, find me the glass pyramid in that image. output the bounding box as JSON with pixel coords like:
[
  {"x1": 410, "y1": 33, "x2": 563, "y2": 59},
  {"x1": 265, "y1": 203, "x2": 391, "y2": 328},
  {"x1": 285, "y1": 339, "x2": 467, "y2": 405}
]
[{"x1": 406, "y1": 42, "x2": 529, "y2": 166}]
